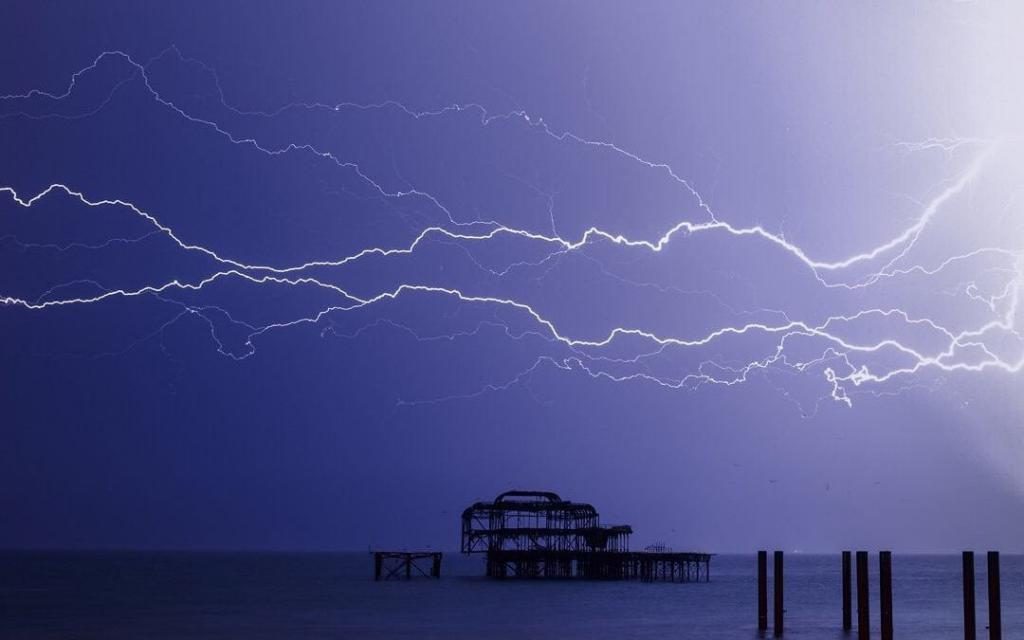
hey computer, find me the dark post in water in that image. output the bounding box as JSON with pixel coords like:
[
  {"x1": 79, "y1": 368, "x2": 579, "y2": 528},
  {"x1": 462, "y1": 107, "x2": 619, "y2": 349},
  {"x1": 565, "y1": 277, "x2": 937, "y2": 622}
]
[
  {"x1": 774, "y1": 550, "x2": 784, "y2": 637},
  {"x1": 964, "y1": 551, "x2": 976, "y2": 640},
  {"x1": 879, "y1": 551, "x2": 893, "y2": 640},
  {"x1": 988, "y1": 551, "x2": 1001, "y2": 640},
  {"x1": 842, "y1": 550, "x2": 852, "y2": 631},
  {"x1": 856, "y1": 551, "x2": 870, "y2": 640},
  {"x1": 758, "y1": 550, "x2": 768, "y2": 632}
]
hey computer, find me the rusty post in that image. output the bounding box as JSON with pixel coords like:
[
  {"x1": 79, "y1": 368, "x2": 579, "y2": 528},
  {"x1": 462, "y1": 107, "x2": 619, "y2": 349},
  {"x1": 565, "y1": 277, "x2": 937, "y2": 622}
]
[
  {"x1": 879, "y1": 551, "x2": 893, "y2": 640},
  {"x1": 774, "y1": 550, "x2": 784, "y2": 637},
  {"x1": 964, "y1": 551, "x2": 976, "y2": 640},
  {"x1": 856, "y1": 551, "x2": 869, "y2": 640},
  {"x1": 843, "y1": 550, "x2": 852, "y2": 631},
  {"x1": 758, "y1": 550, "x2": 768, "y2": 632},
  {"x1": 988, "y1": 551, "x2": 1001, "y2": 640}
]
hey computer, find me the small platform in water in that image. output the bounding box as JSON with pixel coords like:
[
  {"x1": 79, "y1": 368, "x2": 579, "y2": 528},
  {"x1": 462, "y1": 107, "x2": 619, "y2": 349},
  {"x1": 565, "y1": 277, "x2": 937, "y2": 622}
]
[{"x1": 373, "y1": 551, "x2": 442, "y2": 580}]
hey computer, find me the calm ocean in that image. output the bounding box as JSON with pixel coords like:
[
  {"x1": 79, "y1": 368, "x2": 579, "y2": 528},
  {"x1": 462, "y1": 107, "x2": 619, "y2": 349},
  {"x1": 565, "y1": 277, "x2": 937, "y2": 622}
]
[{"x1": 2, "y1": 552, "x2": 1022, "y2": 639}]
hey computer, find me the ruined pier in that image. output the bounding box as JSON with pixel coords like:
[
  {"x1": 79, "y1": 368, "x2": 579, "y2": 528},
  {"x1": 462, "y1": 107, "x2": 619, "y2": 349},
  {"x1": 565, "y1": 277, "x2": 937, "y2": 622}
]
[{"x1": 461, "y1": 490, "x2": 711, "y2": 582}]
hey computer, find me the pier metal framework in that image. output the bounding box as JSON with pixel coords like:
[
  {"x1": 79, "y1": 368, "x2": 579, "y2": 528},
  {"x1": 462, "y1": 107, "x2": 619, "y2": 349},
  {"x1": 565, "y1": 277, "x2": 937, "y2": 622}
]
[
  {"x1": 373, "y1": 551, "x2": 442, "y2": 580},
  {"x1": 461, "y1": 490, "x2": 711, "y2": 582}
]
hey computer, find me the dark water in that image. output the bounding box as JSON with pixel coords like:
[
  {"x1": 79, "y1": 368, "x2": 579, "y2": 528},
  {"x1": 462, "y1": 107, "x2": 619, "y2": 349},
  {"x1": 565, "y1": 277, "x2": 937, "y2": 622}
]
[{"x1": 2, "y1": 552, "x2": 1023, "y2": 639}]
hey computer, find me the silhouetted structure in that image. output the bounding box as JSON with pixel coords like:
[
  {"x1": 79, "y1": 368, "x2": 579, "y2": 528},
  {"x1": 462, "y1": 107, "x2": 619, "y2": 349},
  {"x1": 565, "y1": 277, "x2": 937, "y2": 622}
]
[
  {"x1": 964, "y1": 551, "x2": 976, "y2": 640},
  {"x1": 880, "y1": 551, "x2": 893, "y2": 640},
  {"x1": 774, "y1": 550, "x2": 784, "y2": 637},
  {"x1": 857, "y1": 551, "x2": 870, "y2": 640},
  {"x1": 842, "y1": 551, "x2": 852, "y2": 631},
  {"x1": 373, "y1": 551, "x2": 442, "y2": 580},
  {"x1": 756, "y1": 550, "x2": 1011, "y2": 638},
  {"x1": 758, "y1": 551, "x2": 768, "y2": 631},
  {"x1": 988, "y1": 551, "x2": 1001, "y2": 640},
  {"x1": 461, "y1": 490, "x2": 711, "y2": 582}
]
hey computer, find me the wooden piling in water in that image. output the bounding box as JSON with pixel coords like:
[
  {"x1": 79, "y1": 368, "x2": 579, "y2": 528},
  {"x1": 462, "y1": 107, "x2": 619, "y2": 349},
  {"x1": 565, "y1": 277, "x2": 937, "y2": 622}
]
[
  {"x1": 856, "y1": 551, "x2": 870, "y2": 640},
  {"x1": 988, "y1": 551, "x2": 1001, "y2": 640},
  {"x1": 758, "y1": 550, "x2": 768, "y2": 632},
  {"x1": 843, "y1": 550, "x2": 852, "y2": 631},
  {"x1": 879, "y1": 551, "x2": 893, "y2": 640},
  {"x1": 964, "y1": 551, "x2": 976, "y2": 640},
  {"x1": 774, "y1": 550, "x2": 784, "y2": 637}
]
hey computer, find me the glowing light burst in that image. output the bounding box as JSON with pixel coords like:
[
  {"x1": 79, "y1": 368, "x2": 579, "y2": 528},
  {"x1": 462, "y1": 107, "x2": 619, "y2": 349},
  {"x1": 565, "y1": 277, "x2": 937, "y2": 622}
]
[{"x1": 1, "y1": 47, "x2": 1022, "y2": 413}]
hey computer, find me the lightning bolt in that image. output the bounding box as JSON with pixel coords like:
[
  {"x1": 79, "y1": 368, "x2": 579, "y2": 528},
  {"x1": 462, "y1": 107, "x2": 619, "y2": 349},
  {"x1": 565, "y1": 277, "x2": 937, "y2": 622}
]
[{"x1": 2, "y1": 47, "x2": 1021, "y2": 413}]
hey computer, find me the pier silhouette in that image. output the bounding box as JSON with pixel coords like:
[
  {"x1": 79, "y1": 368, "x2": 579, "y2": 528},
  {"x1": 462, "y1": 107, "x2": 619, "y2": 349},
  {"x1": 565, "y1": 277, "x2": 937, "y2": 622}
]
[{"x1": 461, "y1": 490, "x2": 711, "y2": 582}]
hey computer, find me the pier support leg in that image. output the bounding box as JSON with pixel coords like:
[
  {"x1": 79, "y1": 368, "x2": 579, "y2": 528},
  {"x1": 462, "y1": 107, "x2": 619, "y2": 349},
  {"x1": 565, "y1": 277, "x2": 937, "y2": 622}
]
[
  {"x1": 857, "y1": 551, "x2": 870, "y2": 640},
  {"x1": 879, "y1": 551, "x2": 893, "y2": 640},
  {"x1": 988, "y1": 551, "x2": 1001, "y2": 640},
  {"x1": 963, "y1": 551, "x2": 976, "y2": 640},
  {"x1": 758, "y1": 550, "x2": 768, "y2": 632},
  {"x1": 374, "y1": 553, "x2": 382, "y2": 581},
  {"x1": 843, "y1": 550, "x2": 852, "y2": 631},
  {"x1": 774, "y1": 551, "x2": 784, "y2": 637}
]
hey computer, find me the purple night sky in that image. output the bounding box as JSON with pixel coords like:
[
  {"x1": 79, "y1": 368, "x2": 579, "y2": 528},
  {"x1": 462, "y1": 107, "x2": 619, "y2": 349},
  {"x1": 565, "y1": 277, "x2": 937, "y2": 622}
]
[{"x1": 2, "y1": 1, "x2": 1022, "y2": 552}]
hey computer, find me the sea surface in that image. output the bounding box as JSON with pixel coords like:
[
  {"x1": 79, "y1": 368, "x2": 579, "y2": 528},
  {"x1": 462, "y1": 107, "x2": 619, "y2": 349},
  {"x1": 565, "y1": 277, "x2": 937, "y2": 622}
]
[{"x1": 2, "y1": 551, "x2": 1023, "y2": 639}]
